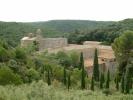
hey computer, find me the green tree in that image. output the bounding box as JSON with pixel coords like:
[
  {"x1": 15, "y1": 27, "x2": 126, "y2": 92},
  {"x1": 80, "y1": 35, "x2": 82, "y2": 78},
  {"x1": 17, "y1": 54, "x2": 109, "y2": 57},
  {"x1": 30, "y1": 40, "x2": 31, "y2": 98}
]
[
  {"x1": 81, "y1": 61, "x2": 85, "y2": 89},
  {"x1": 79, "y1": 52, "x2": 84, "y2": 70},
  {"x1": 90, "y1": 76, "x2": 94, "y2": 91},
  {"x1": 0, "y1": 46, "x2": 10, "y2": 62},
  {"x1": 93, "y1": 48, "x2": 99, "y2": 81},
  {"x1": 0, "y1": 67, "x2": 22, "y2": 85},
  {"x1": 67, "y1": 73, "x2": 71, "y2": 91},
  {"x1": 63, "y1": 67, "x2": 67, "y2": 85},
  {"x1": 47, "y1": 69, "x2": 51, "y2": 86},
  {"x1": 124, "y1": 64, "x2": 132, "y2": 94},
  {"x1": 112, "y1": 30, "x2": 133, "y2": 76},
  {"x1": 27, "y1": 68, "x2": 40, "y2": 82},
  {"x1": 115, "y1": 75, "x2": 119, "y2": 90},
  {"x1": 100, "y1": 73, "x2": 104, "y2": 89},
  {"x1": 121, "y1": 73, "x2": 125, "y2": 93},
  {"x1": 105, "y1": 70, "x2": 110, "y2": 89}
]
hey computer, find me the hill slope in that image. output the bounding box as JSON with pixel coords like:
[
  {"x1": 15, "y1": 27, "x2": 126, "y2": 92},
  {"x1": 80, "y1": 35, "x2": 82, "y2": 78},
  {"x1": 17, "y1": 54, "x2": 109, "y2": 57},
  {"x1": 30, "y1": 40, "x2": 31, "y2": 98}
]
[{"x1": 0, "y1": 19, "x2": 133, "y2": 46}]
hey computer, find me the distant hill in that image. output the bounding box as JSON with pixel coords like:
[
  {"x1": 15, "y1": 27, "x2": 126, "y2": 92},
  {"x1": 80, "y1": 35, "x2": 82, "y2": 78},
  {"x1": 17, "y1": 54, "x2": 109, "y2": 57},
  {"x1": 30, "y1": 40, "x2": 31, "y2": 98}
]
[
  {"x1": 29, "y1": 20, "x2": 114, "y2": 33},
  {"x1": 0, "y1": 19, "x2": 133, "y2": 46}
]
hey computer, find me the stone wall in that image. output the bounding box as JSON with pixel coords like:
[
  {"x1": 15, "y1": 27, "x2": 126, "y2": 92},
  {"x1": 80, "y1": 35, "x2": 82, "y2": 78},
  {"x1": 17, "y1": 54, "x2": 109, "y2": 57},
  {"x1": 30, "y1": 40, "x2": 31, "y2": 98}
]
[{"x1": 38, "y1": 38, "x2": 68, "y2": 51}]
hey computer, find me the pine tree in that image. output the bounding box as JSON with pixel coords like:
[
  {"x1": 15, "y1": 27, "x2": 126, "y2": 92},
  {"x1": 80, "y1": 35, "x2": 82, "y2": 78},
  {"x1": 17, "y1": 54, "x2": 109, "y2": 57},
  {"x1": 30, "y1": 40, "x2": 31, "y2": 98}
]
[
  {"x1": 63, "y1": 67, "x2": 67, "y2": 85},
  {"x1": 105, "y1": 70, "x2": 110, "y2": 89},
  {"x1": 121, "y1": 73, "x2": 124, "y2": 93},
  {"x1": 100, "y1": 73, "x2": 104, "y2": 89},
  {"x1": 67, "y1": 73, "x2": 71, "y2": 91},
  {"x1": 90, "y1": 76, "x2": 94, "y2": 91},
  {"x1": 79, "y1": 52, "x2": 84, "y2": 70},
  {"x1": 47, "y1": 69, "x2": 51, "y2": 85},
  {"x1": 93, "y1": 48, "x2": 99, "y2": 81}
]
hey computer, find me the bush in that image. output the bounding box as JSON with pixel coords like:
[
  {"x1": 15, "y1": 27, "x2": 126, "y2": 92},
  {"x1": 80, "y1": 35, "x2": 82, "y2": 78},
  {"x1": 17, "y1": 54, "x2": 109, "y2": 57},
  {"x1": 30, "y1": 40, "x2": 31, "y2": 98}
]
[
  {"x1": 27, "y1": 68, "x2": 40, "y2": 82},
  {"x1": 102, "y1": 89, "x2": 112, "y2": 96},
  {"x1": 0, "y1": 67, "x2": 22, "y2": 85}
]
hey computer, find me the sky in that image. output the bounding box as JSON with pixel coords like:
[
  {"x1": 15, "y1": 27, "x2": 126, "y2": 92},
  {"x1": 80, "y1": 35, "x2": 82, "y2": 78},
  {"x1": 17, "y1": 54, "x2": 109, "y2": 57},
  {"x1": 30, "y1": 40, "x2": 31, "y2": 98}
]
[{"x1": 0, "y1": 0, "x2": 133, "y2": 22}]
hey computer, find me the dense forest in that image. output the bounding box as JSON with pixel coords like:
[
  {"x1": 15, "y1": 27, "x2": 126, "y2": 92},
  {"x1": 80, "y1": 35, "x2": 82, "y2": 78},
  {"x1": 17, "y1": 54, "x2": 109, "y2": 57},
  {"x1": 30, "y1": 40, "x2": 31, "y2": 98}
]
[{"x1": 1, "y1": 18, "x2": 133, "y2": 46}]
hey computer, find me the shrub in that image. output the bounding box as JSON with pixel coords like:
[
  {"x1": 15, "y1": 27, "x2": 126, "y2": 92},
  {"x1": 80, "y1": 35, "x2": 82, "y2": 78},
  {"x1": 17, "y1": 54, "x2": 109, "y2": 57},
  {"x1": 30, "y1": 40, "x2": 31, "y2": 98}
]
[
  {"x1": 0, "y1": 67, "x2": 22, "y2": 85},
  {"x1": 27, "y1": 68, "x2": 40, "y2": 82},
  {"x1": 102, "y1": 89, "x2": 112, "y2": 96}
]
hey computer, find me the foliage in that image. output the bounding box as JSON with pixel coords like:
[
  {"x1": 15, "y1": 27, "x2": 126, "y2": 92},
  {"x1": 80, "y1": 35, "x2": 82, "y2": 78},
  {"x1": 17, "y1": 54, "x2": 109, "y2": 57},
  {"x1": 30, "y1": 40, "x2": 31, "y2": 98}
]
[
  {"x1": 121, "y1": 74, "x2": 125, "y2": 93},
  {"x1": 93, "y1": 48, "x2": 99, "y2": 81},
  {"x1": 0, "y1": 67, "x2": 22, "y2": 85},
  {"x1": 81, "y1": 60, "x2": 86, "y2": 89},
  {"x1": 112, "y1": 30, "x2": 133, "y2": 76},
  {"x1": 47, "y1": 69, "x2": 51, "y2": 86},
  {"x1": 115, "y1": 75, "x2": 119, "y2": 90},
  {"x1": 67, "y1": 72, "x2": 71, "y2": 91},
  {"x1": 100, "y1": 73, "x2": 104, "y2": 89},
  {"x1": 90, "y1": 76, "x2": 94, "y2": 91},
  {"x1": 102, "y1": 89, "x2": 112, "y2": 96},
  {"x1": 105, "y1": 70, "x2": 110, "y2": 89},
  {"x1": 79, "y1": 52, "x2": 84, "y2": 70},
  {"x1": 124, "y1": 64, "x2": 132, "y2": 94},
  {"x1": 63, "y1": 67, "x2": 67, "y2": 85},
  {"x1": 0, "y1": 80, "x2": 133, "y2": 100}
]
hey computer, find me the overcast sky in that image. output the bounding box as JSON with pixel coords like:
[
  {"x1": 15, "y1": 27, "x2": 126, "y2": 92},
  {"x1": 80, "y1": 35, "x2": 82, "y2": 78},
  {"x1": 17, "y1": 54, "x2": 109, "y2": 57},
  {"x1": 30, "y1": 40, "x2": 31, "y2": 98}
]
[{"x1": 0, "y1": 0, "x2": 133, "y2": 22}]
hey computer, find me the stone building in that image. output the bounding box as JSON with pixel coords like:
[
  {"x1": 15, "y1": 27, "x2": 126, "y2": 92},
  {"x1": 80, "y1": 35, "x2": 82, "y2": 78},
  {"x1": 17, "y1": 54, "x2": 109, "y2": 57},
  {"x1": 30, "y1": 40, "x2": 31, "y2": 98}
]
[
  {"x1": 21, "y1": 29, "x2": 68, "y2": 51},
  {"x1": 21, "y1": 30, "x2": 116, "y2": 76},
  {"x1": 47, "y1": 41, "x2": 116, "y2": 76}
]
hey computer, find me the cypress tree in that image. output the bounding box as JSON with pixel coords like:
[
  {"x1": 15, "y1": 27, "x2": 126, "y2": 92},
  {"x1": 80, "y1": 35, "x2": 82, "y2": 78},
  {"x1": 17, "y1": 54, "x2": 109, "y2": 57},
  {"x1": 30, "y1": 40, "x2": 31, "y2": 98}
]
[
  {"x1": 116, "y1": 75, "x2": 119, "y2": 90},
  {"x1": 67, "y1": 74, "x2": 71, "y2": 91},
  {"x1": 90, "y1": 76, "x2": 94, "y2": 91},
  {"x1": 81, "y1": 65, "x2": 85, "y2": 89},
  {"x1": 63, "y1": 67, "x2": 67, "y2": 85},
  {"x1": 81, "y1": 57, "x2": 85, "y2": 89},
  {"x1": 121, "y1": 73, "x2": 125, "y2": 93},
  {"x1": 79, "y1": 52, "x2": 84, "y2": 70},
  {"x1": 105, "y1": 70, "x2": 110, "y2": 89},
  {"x1": 124, "y1": 66, "x2": 131, "y2": 94},
  {"x1": 47, "y1": 69, "x2": 51, "y2": 85},
  {"x1": 93, "y1": 48, "x2": 99, "y2": 81},
  {"x1": 100, "y1": 73, "x2": 104, "y2": 89}
]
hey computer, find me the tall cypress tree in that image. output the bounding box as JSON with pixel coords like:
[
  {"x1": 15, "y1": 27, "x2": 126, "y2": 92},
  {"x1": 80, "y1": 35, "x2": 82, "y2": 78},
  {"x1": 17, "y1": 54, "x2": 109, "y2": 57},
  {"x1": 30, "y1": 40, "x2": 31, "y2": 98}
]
[
  {"x1": 90, "y1": 76, "x2": 94, "y2": 91},
  {"x1": 63, "y1": 67, "x2": 67, "y2": 85},
  {"x1": 47, "y1": 69, "x2": 51, "y2": 85},
  {"x1": 124, "y1": 65, "x2": 131, "y2": 94},
  {"x1": 115, "y1": 75, "x2": 119, "y2": 90},
  {"x1": 67, "y1": 73, "x2": 71, "y2": 91},
  {"x1": 121, "y1": 73, "x2": 125, "y2": 93},
  {"x1": 93, "y1": 48, "x2": 99, "y2": 81},
  {"x1": 81, "y1": 65, "x2": 86, "y2": 89},
  {"x1": 105, "y1": 70, "x2": 110, "y2": 89},
  {"x1": 79, "y1": 52, "x2": 84, "y2": 70},
  {"x1": 100, "y1": 73, "x2": 104, "y2": 89}
]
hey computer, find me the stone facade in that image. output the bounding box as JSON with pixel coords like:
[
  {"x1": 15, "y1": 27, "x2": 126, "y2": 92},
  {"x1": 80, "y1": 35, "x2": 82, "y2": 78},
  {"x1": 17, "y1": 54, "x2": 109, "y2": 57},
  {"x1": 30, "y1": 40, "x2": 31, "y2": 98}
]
[{"x1": 21, "y1": 29, "x2": 68, "y2": 50}]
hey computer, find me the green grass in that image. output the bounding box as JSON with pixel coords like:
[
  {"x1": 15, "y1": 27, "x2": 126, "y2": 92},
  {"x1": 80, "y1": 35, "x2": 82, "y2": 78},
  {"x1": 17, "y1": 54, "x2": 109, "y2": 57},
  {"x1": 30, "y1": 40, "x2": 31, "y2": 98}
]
[{"x1": 0, "y1": 80, "x2": 133, "y2": 100}]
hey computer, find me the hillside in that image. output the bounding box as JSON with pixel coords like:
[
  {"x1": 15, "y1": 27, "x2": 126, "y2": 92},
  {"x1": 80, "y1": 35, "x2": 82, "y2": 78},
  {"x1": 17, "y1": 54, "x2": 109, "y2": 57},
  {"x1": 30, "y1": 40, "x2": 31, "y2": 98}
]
[
  {"x1": 29, "y1": 20, "x2": 114, "y2": 33},
  {"x1": 0, "y1": 19, "x2": 133, "y2": 46}
]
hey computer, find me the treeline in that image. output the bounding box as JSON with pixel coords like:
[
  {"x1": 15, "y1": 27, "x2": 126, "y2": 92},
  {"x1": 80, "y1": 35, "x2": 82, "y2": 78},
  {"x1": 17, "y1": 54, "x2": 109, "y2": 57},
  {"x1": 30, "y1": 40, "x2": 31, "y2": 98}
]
[{"x1": 1, "y1": 19, "x2": 133, "y2": 47}]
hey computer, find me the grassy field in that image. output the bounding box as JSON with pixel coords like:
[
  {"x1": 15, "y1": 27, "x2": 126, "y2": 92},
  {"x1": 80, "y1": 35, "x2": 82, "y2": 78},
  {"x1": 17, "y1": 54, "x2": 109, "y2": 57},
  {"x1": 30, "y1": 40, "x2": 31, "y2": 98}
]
[{"x1": 0, "y1": 80, "x2": 133, "y2": 100}]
